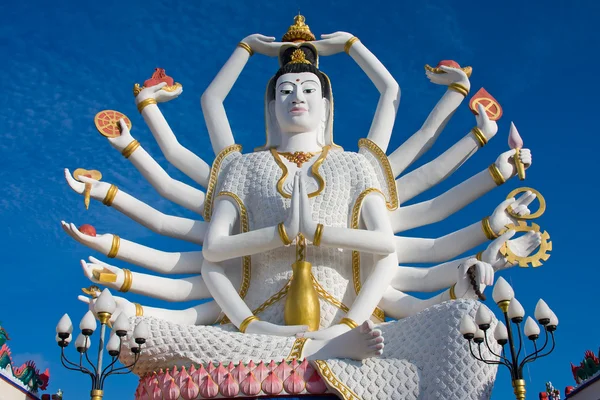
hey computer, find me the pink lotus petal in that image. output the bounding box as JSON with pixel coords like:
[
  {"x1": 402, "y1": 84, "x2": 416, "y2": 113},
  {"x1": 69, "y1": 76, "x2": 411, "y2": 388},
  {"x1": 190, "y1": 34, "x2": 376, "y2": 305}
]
[
  {"x1": 188, "y1": 364, "x2": 196, "y2": 375},
  {"x1": 262, "y1": 371, "x2": 283, "y2": 395},
  {"x1": 508, "y1": 122, "x2": 523, "y2": 149},
  {"x1": 227, "y1": 361, "x2": 235, "y2": 371},
  {"x1": 253, "y1": 361, "x2": 269, "y2": 382},
  {"x1": 290, "y1": 359, "x2": 299, "y2": 370},
  {"x1": 150, "y1": 383, "x2": 162, "y2": 400},
  {"x1": 171, "y1": 365, "x2": 179, "y2": 380},
  {"x1": 191, "y1": 364, "x2": 208, "y2": 387},
  {"x1": 160, "y1": 370, "x2": 172, "y2": 390},
  {"x1": 138, "y1": 385, "x2": 150, "y2": 400},
  {"x1": 164, "y1": 379, "x2": 181, "y2": 400},
  {"x1": 176, "y1": 366, "x2": 189, "y2": 388},
  {"x1": 284, "y1": 369, "x2": 305, "y2": 394},
  {"x1": 206, "y1": 362, "x2": 215, "y2": 374},
  {"x1": 211, "y1": 362, "x2": 229, "y2": 385},
  {"x1": 240, "y1": 372, "x2": 261, "y2": 396},
  {"x1": 247, "y1": 360, "x2": 256, "y2": 371},
  {"x1": 298, "y1": 359, "x2": 313, "y2": 381},
  {"x1": 181, "y1": 377, "x2": 199, "y2": 400},
  {"x1": 231, "y1": 362, "x2": 249, "y2": 383},
  {"x1": 268, "y1": 360, "x2": 277, "y2": 371},
  {"x1": 274, "y1": 359, "x2": 292, "y2": 381},
  {"x1": 199, "y1": 375, "x2": 219, "y2": 398},
  {"x1": 219, "y1": 373, "x2": 240, "y2": 397},
  {"x1": 306, "y1": 370, "x2": 327, "y2": 394}
]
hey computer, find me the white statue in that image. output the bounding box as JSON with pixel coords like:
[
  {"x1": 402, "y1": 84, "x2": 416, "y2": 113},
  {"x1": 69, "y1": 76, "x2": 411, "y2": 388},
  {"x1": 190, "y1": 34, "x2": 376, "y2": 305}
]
[{"x1": 63, "y1": 16, "x2": 543, "y2": 399}]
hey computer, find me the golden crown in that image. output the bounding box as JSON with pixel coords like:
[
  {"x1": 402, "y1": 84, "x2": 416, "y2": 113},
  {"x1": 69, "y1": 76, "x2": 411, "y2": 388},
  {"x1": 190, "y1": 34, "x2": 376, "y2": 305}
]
[
  {"x1": 288, "y1": 48, "x2": 312, "y2": 65},
  {"x1": 282, "y1": 14, "x2": 316, "y2": 42}
]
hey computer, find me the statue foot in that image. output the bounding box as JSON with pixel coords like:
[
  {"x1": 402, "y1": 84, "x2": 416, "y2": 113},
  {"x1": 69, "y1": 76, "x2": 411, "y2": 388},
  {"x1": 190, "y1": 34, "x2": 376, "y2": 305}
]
[{"x1": 305, "y1": 320, "x2": 384, "y2": 360}]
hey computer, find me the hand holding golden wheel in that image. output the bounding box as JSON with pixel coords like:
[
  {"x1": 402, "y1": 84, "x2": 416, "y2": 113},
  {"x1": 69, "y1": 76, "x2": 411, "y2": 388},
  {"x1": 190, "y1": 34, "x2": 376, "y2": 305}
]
[
  {"x1": 94, "y1": 110, "x2": 132, "y2": 138},
  {"x1": 506, "y1": 187, "x2": 546, "y2": 220},
  {"x1": 499, "y1": 221, "x2": 552, "y2": 268}
]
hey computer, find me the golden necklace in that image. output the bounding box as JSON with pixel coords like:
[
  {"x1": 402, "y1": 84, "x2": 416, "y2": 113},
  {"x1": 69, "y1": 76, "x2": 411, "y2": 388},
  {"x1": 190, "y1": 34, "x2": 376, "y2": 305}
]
[{"x1": 278, "y1": 151, "x2": 317, "y2": 167}]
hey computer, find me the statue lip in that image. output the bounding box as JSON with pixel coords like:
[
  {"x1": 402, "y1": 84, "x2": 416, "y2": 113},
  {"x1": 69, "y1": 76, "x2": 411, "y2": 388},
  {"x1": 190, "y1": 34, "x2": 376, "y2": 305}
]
[{"x1": 289, "y1": 107, "x2": 308, "y2": 113}]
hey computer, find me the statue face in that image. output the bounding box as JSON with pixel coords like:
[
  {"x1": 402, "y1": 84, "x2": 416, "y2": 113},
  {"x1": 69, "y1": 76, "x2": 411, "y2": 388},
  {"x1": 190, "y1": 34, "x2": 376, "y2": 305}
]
[{"x1": 273, "y1": 72, "x2": 326, "y2": 134}]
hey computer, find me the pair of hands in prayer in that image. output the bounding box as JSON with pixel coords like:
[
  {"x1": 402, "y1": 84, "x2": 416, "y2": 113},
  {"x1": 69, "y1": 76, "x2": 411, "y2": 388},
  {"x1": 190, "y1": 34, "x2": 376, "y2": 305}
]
[{"x1": 282, "y1": 171, "x2": 321, "y2": 244}]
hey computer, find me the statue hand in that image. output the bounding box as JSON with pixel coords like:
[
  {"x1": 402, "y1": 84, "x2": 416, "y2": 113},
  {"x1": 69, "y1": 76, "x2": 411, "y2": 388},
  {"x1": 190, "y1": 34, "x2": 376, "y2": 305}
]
[
  {"x1": 483, "y1": 230, "x2": 542, "y2": 271},
  {"x1": 481, "y1": 230, "x2": 515, "y2": 269},
  {"x1": 313, "y1": 32, "x2": 354, "y2": 56},
  {"x1": 245, "y1": 320, "x2": 308, "y2": 337},
  {"x1": 64, "y1": 168, "x2": 111, "y2": 201},
  {"x1": 298, "y1": 172, "x2": 317, "y2": 241},
  {"x1": 426, "y1": 65, "x2": 470, "y2": 87},
  {"x1": 475, "y1": 103, "x2": 498, "y2": 140},
  {"x1": 78, "y1": 293, "x2": 135, "y2": 324},
  {"x1": 135, "y1": 81, "x2": 182, "y2": 104},
  {"x1": 80, "y1": 256, "x2": 125, "y2": 291},
  {"x1": 242, "y1": 34, "x2": 280, "y2": 57},
  {"x1": 61, "y1": 221, "x2": 115, "y2": 255},
  {"x1": 283, "y1": 173, "x2": 301, "y2": 240},
  {"x1": 106, "y1": 119, "x2": 135, "y2": 152},
  {"x1": 489, "y1": 191, "x2": 536, "y2": 233},
  {"x1": 494, "y1": 148, "x2": 532, "y2": 180},
  {"x1": 455, "y1": 258, "x2": 494, "y2": 299}
]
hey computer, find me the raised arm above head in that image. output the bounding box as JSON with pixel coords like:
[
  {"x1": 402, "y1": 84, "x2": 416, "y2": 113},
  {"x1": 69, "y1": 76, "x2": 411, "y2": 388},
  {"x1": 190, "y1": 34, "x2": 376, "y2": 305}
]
[
  {"x1": 201, "y1": 34, "x2": 282, "y2": 155},
  {"x1": 135, "y1": 83, "x2": 211, "y2": 187},
  {"x1": 105, "y1": 119, "x2": 205, "y2": 216},
  {"x1": 61, "y1": 222, "x2": 204, "y2": 274},
  {"x1": 388, "y1": 65, "x2": 471, "y2": 177},
  {"x1": 396, "y1": 103, "x2": 498, "y2": 205},
  {"x1": 65, "y1": 170, "x2": 206, "y2": 244},
  {"x1": 313, "y1": 32, "x2": 400, "y2": 153}
]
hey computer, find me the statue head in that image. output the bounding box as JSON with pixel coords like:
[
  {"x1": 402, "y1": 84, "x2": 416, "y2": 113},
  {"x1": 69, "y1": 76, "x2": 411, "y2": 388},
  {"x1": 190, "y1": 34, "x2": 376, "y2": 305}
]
[{"x1": 257, "y1": 16, "x2": 337, "y2": 150}]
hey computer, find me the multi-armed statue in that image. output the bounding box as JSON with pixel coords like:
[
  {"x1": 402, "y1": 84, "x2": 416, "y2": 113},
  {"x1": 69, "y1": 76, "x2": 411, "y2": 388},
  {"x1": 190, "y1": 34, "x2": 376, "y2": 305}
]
[{"x1": 62, "y1": 15, "x2": 550, "y2": 399}]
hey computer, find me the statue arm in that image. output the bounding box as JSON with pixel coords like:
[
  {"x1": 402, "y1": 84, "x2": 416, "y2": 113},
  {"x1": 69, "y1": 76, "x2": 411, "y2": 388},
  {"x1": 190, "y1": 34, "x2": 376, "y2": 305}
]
[
  {"x1": 81, "y1": 258, "x2": 211, "y2": 302},
  {"x1": 136, "y1": 86, "x2": 211, "y2": 187},
  {"x1": 388, "y1": 71, "x2": 471, "y2": 177},
  {"x1": 65, "y1": 169, "x2": 206, "y2": 245},
  {"x1": 390, "y1": 257, "x2": 469, "y2": 293},
  {"x1": 200, "y1": 45, "x2": 251, "y2": 155},
  {"x1": 347, "y1": 39, "x2": 400, "y2": 153},
  {"x1": 107, "y1": 121, "x2": 205, "y2": 215}
]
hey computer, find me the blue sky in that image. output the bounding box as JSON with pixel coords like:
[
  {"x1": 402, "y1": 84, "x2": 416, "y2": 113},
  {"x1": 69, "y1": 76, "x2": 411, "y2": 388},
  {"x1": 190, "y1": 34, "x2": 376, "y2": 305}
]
[{"x1": 1, "y1": 0, "x2": 598, "y2": 398}]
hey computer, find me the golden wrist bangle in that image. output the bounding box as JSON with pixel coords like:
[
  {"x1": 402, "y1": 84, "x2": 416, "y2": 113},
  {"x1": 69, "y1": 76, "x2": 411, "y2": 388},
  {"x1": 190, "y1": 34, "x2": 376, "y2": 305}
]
[
  {"x1": 339, "y1": 317, "x2": 358, "y2": 330},
  {"x1": 344, "y1": 37, "x2": 360, "y2": 54},
  {"x1": 102, "y1": 185, "x2": 118, "y2": 206},
  {"x1": 121, "y1": 140, "x2": 140, "y2": 159},
  {"x1": 237, "y1": 42, "x2": 253, "y2": 56},
  {"x1": 107, "y1": 235, "x2": 121, "y2": 258},
  {"x1": 119, "y1": 269, "x2": 133, "y2": 293},
  {"x1": 488, "y1": 164, "x2": 506, "y2": 186},
  {"x1": 471, "y1": 127, "x2": 487, "y2": 148},
  {"x1": 448, "y1": 82, "x2": 469, "y2": 97},
  {"x1": 239, "y1": 315, "x2": 259, "y2": 333},
  {"x1": 476, "y1": 250, "x2": 483, "y2": 261},
  {"x1": 278, "y1": 222, "x2": 292, "y2": 245},
  {"x1": 449, "y1": 284, "x2": 457, "y2": 300},
  {"x1": 481, "y1": 217, "x2": 499, "y2": 240},
  {"x1": 313, "y1": 223, "x2": 324, "y2": 247},
  {"x1": 136, "y1": 98, "x2": 157, "y2": 113},
  {"x1": 135, "y1": 303, "x2": 143, "y2": 317}
]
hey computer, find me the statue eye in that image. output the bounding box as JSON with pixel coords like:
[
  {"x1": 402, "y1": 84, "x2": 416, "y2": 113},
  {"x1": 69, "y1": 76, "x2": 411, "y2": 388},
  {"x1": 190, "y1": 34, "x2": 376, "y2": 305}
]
[
  {"x1": 303, "y1": 88, "x2": 316, "y2": 94},
  {"x1": 280, "y1": 89, "x2": 293, "y2": 95}
]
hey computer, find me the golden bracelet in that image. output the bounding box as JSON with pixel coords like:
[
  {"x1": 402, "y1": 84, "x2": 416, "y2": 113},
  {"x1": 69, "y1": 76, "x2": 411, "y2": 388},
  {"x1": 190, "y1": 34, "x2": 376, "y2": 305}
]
[
  {"x1": 278, "y1": 222, "x2": 292, "y2": 246},
  {"x1": 344, "y1": 37, "x2": 360, "y2": 54},
  {"x1": 471, "y1": 127, "x2": 487, "y2": 148},
  {"x1": 481, "y1": 217, "x2": 499, "y2": 240},
  {"x1": 488, "y1": 164, "x2": 505, "y2": 186},
  {"x1": 119, "y1": 269, "x2": 133, "y2": 293},
  {"x1": 136, "y1": 98, "x2": 157, "y2": 113},
  {"x1": 476, "y1": 250, "x2": 483, "y2": 261},
  {"x1": 102, "y1": 185, "x2": 118, "y2": 206},
  {"x1": 107, "y1": 235, "x2": 121, "y2": 258},
  {"x1": 449, "y1": 284, "x2": 457, "y2": 300},
  {"x1": 135, "y1": 303, "x2": 143, "y2": 317},
  {"x1": 237, "y1": 42, "x2": 253, "y2": 56},
  {"x1": 448, "y1": 82, "x2": 469, "y2": 97},
  {"x1": 121, "y1": 140, "x2": 140, "y2": 159},
  {"x1": 339, "y1": 317, "x2": 358, "y2": 330},
  {"x1": 239, "y1": 315, "x2": 259, "y2": 333},
  {"x1": 313, "y1": 223, "x2": 324, "y2": 247}
]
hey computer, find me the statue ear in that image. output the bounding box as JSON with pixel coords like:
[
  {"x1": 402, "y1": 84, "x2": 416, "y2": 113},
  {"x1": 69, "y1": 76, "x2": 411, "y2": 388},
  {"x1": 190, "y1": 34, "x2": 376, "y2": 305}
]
[
  {"x1": 322, "y1": 97, "x2": 330, "y2": 122},
  {"x1": 266, "y1": 100, "x2": 281, "y2": 147}
]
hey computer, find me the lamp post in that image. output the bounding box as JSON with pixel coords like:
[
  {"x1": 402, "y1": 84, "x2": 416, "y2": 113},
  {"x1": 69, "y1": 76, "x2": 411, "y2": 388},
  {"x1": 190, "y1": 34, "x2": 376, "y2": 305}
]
[
  {"x1": 459, "y1": 277, "x2": 558, "y2": 400},
  {"x1": 55, "y1": 289, "x2": 148, "y2": 400}
]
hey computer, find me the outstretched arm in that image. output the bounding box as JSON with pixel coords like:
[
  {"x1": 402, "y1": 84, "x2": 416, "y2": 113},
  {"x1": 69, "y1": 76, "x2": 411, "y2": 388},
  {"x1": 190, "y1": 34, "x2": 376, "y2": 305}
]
[
  {"x1": 65, "y1": 170, "x2": 206, "y2": 245},
  {"x1": 61, "y1": 222, "x2": 204, "y2": 274},
  {"x1": 135, "y1": 84, "x2": 210, "y2": 187},
  {"x1": 80, "y1": 257, "x2": 211, "y2": 302},
  {"x1": 388, "y1": 66, "x2": 471, "y2": 177},
  {"x1": 201, "y1": 34, "x2": 281, "y2": 155},
  {"x1": 390, "y1": 147, "x2": 532, "y2": 233},
  {"x1": 396, "y1": 103, "x2": 498, "y2": 204},
  {"x1": 105, "y1": 119, "x2": 205, "y2": 215}
]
